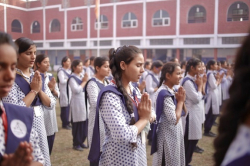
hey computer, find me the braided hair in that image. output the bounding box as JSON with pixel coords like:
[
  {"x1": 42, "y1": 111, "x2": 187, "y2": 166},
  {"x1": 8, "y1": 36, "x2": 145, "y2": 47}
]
[
  {"x1": 108, "y1": 45, "x2": 142, "y2": 125},
  {"x1": 184, "y1": 58, "x2": 201, "y2": 76},
  {"x1": 158, "y1": 62, "x2": 180, "y2": 88},
  {"x1": 214, "y1": 31, "x2": 250, "y2": 166},
  {"x1": 206, "y1": 60, "x2": 216, "y2": 72}
]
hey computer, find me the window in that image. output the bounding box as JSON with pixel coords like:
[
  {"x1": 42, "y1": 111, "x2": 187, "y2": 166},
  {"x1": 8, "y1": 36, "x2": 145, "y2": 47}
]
[
  {"x1": 222, "y1": 37, "x2": 245, "y2": 44},
  {"x1": 188, "y1": 5, "x2": 206, "y2": 23},
  {"x1": 122, "y1": 12, "x2": 138, "y2": 28},
  {"x1": 227, "y1": 2, "x2": 249, "y2": 21},
  {"x1": 31, "y1": 21, "x2": 40, "y2": 33},
  {"x1": 50, "y1": 19, "x2": 60, "y2": 32},
  {"x1": 152, "y1": 10, "x2": 170, "y2": 26},
  {"x1": 71, "y1": 17, "x2": 83, "y2": 31},
  {"x1": 11, "y1": 19, "x2": 22, "y2": 33},
  {"x1": 184, "y1": 38, "x2": 210, "y2": 45},
  {"x1": 95, "y1": 15, "x2": 108, "y2": 29}
]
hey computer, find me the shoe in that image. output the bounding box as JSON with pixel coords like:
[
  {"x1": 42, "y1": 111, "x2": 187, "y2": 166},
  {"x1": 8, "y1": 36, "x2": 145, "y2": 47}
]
[
  {"x1": 73, "y1": 145, "x2": 84, "y2": 151},
  {"x1": 63, "y1": 125, "x2": 71, "y2": 130},
  {"x1": 80, "y1": 143, "x2": 88, "y2": 149},
  {"x1": 195, "y1": 145, "x2": 204, "y2": 153},
  {"x1": 204, "y1": 132, "x2": 216, "y2": 137},
  {"x1": 209, "y1": 132, "x2": 217, "y2": 137}
]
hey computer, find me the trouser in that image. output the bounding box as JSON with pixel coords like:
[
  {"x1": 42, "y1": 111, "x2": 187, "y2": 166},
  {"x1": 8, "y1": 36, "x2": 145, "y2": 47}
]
[
  {"x1": 90, "y1": 161, "x2": 99, "y2": 166},
  {"x1": 47, "y1": 133, "x2": 56, "y2": 155},
  {"x1": 204, "y1": 106, "x2": 217, "y2": 133},
  {"x1": 72, "y1": 120, "x2": 88, "y2": 146},
  {"x1": 147, "y1": 123, "x2": 155, "y2": 143},
  {"x1": 60, "y1": 106, "x2": 70, "y2": 127},
  {"x1": 184, "y1": 114, "x2": 199, "y2": 166}
]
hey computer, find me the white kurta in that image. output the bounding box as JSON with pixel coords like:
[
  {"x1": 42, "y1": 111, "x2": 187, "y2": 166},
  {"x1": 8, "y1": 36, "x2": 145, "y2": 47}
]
[
  {"x1": 220, "y1": 68, "x2": 232, "y2": 100},
  {"x1": 57, "y1": 68, "x2": 71, "y2": 107},
  {"x1": 152, "y1": 84, "x2": 185, "y2": 166},
  {"x1": 68, "y1": 73, "x2": 87, "y2": 122},
  {"x1": 182, "y1": 74, "x2": 203, "y2": 140},
  {"x1": 99, "y1": 83, "x2": 147, "y2": 166},
  {"x1": 145, "y1": 71, "x2": 159, "y2": 109},
  {"x1": 44, "y1": 72, "x2": 59, "y2": 136},
  {"x1": 86, "y1": 66, "x2": 95, "y2": 79},
  {"x1": 2, "y1": 68, "x2": 52, "y2": 166},
  {"x1": 205, "y1": 70, "x2": 220, "y2": 115},
  {"x1": 86, "y1": 77, "x2": 107, "y2": 151}
]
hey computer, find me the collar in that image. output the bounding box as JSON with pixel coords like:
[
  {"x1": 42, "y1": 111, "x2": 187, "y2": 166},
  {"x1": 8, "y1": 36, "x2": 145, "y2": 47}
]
[
  {"x1": 72, "y1": 73, "x2": 82, "y2": 79},
  {"x1": 93, "y1": 77, "x2": 107, "y2": 86},
  {"x1": 16, "y1": 68, "x2": 30, "y2": 80},
  {"x1": 162, "y1": 84, "x2": 175, "y2": 95}
]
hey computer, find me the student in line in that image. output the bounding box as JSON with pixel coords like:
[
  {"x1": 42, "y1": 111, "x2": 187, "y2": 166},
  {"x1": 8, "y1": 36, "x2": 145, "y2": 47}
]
[
  {"x1": 35, "y1": 54, "x2": 59, "y2": 155},
  {"x1": 3, "y1": 37, "x2": 53, "y2": 166},
  {"x1": 0, "y1": 31, "x2": 44, "y2": 166},
  {"x1": 86, "y1": 56, "x2": 96, "y2": 79},
  {"x1": 67, "y1": 60, "x2": 88, "y2": 151},
  {"x1": 85, "y1": 56, "x2": 110, "y2": 166},
  {"x1": 57, "y1": 57, "x2": 71, "y2": 130},
  {"x1": 182, "y1": 58, "x2": 206, "y2": 166},
  {"x1": 204, "y1": 60, "x2": 222, "y2": 137},
  {"x1": 151, "y1": 62, "x2": 185, "y2": 166},
  {"x1": 82, "y1": 58, "x2": 90, "y2": 75},
  {"x1": 145, "y1": 60, "x2": 163, "y2": 145},
  {"x1": 214, "y1": 32, "x2": 250, "y2": 166},
  {"x1": 88, "y1": 45, "x2": 152, "y2": 165}
]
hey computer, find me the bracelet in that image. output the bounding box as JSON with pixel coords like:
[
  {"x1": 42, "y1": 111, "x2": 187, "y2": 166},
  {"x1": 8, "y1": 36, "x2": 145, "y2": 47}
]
[{"x1": 30, "y1": 90, "x2": 38, "y2": 95}]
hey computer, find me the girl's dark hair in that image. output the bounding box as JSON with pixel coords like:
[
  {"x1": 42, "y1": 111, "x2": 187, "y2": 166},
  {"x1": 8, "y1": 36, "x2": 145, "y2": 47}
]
[
  {"x1": 220, "y1": 60, "x2": 227, "y2": 66},
  {"x1": 0, "y1": 31, "x2": 16, "y2": 50},
  {"x1": 94, "y1": 56, "x2": 109, "y2": 73},
  {"x1": 217, "y1": 61, "x2": 221, "y2": 66},
  {"x1": 144, "y1": 61, "x2": 151, "y2": 68},
  {"x1": 61, "y1": 56, "x2": 70, "y2": 67},
  {"x1": 158, "y1": 62, "x2": 180, "y2": 88},
  {"x1": 84, "y1": 58, "x2": 89, "y2": 64},
  {"x1": 150, "y1": 60, "x2": 163, "y2": 70},
  {"x1": 15, "y1": 37, "x2": 35, "y2": 54},
  {"x1": 184, "y1": 58, "x2": 201, "y2": 76},
  {"x1": 90, "y1": 56, "x2": 96, "y2": 62},
  {"x1": 35, "y1": 54, "x2": 48, "y2": 69},
  {"x1": 214, "y1": 32, "x2": 250, "y2": 166},
  {"x1": 71, "y1": 59, "x2": 82, "y2": 72},
  {"x1": 180, "y1": 61, "x2": 187, "y2": 69},
  {"x1": 109, "y1": 45, "x2": 142, "y2": 126},
  {"x1": 206, "y1": 60, "x2": 216, "y2": 71}
]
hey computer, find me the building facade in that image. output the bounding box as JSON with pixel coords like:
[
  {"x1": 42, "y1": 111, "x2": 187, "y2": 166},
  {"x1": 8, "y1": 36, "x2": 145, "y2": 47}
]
[{"x1": 0, "y1": 0, "x2": 249, "y2": 66}]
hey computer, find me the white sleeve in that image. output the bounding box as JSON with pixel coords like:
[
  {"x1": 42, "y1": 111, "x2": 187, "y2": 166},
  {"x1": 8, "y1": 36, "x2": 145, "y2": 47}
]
[
  {"x1": 69, "y1": 78, "x2": 83, "y2": 94},
  {"x1": 58, "y1": 70, "x2": 68, "y2": 85}
]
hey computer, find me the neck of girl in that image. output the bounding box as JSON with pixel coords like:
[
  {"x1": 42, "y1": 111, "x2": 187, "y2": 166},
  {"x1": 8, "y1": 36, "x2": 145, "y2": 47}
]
[
  {"x1": 38, "y1": 69, "x2": 46, "y2": 74},
  {"x1": 188, "y1": 72, "x2": 195, "y2": 77},
  {"x1": 121, "y1": 77, "x2": 131, "y2": 95},
  {"x1": 164, "y1": 81, "x2": 174, "y2": 90},
  {"x1": 16, "y1": 64, "x2": 31, "y2": 77},
  {"x1": 63, "y1": 66, "x2": 69, "y2": 70},
  {"x1": 95, "y1": 74, "x2": 105, "y2": 83}
]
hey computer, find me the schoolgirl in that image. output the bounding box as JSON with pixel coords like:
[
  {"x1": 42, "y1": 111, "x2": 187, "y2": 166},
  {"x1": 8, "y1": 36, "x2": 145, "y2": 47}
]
[
  {"x1": 151, "y1": 62, "x2": 185, "y2": 166},
  {"x1": 35, "y1": 54, "x2": 59, "y2": 155},
  {"x1": 67, "y1": 60, "x2": 88, "y2": 151},
  {"x1": 216, "y1": 61, "x2": 222, "y2": 108},
  {"x1": 86, "y1": 56, "x2": 96, "y2": 79},
  {"x1": 145, "y1": 60, "x2": 163, "y2": 145},
  {"x1": 214, "y1": 32, "x2": 250, "y2": 166},
  {"x1": 0, "y1": 31, "x2": 44, "y2": 166},
  {"x1": 182, "y1": 58, "x2": 206, "y2": 165},
  {"x1": 204, "y1": 60, "x2": 222, "y2": 137},
  {"x1": 85, "y1": 56, "x2": 110, "y2": 166},
  {"x1": 82, "y1": 58, "x2": 90, "y2": 75},
  {"x1": 2, "y1": 37, "x2": 53, "y2": 166},
  {"x1": 57, "y1": 56, "x2": 71, "y2": 130},
  {"x1": 88, "y1": 45, "x2": 152, "y2": 165}
]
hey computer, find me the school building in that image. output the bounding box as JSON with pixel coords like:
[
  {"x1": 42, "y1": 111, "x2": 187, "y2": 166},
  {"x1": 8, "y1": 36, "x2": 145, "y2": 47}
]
[{"x1": 0, "y1": 0, "x2": 249, "y2": 67}]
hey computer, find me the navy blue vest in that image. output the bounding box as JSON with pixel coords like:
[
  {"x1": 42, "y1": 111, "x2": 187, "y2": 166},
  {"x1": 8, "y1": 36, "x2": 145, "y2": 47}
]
[
  {"x1": 88, "y1": 85, "x2": 139, "y2": 162},
  {"x1": 15, "y1": 74, "x2": 43, "y2": 106},
  {"x1": 2, "y1": 103, "x2": 33, "y2": 155},
  {"x1": 204, "y1": 72, "x2": 212, "y2": 103},
  {"x1": 151, "y1": 89, "x2": 175, "y2": 155},
  {"x1": 66, "y1": 75, "x2": 84, "y2": 103},
  {"x1": 57, "y1": 68, "x2": 70, "y2": 84},
  {"x1": 181, "y1": 77, "x2": 198, "y2": 92}
]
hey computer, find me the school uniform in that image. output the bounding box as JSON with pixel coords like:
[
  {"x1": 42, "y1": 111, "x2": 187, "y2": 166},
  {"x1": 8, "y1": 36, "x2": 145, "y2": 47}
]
[
  {"x1": 204, "y1": 70, "x2": 220, "y2": 134},
  {"x1": 86, "y1": 65, "x2": 95, "y2": 79},
  {"x1": 145, "y1": 71, "x2": 159, "y2": 144},
  {"x1": 0, "y1": 100, "x2": 44, "y2": 164},
  {"x1": 2, "y1": 68, "x2": 54, "y2": 166},
  {"x1": 221, "y1": 125, "x2": 250, "y2": 166},
  {"x1": 44, "y1": 72, "x2": 59, "y2": 155},
  {"x1": 182, "y1": 74, "x2": 204, "y2": 166},
  {"x1": 151, "y1": 84, "x2": 185, "y2": 166},
  {"x1": 88, "y1": 82, "x2": 148, "y2": 166},
  {"x1": 219, "y1": 68, "x2": 232, "y2": 103},
  {"x1": 68, "y1": 73, "x2": 88, "y2": 148},
  {"x1": 86, "y1": 77, "x2": 108, "y2": 166},
  {"x1": 57, "y1": 68, "x2": 71, "y2": 128}
]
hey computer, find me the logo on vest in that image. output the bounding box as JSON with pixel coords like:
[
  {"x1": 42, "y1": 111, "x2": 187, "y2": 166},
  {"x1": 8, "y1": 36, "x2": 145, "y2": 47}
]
[{"x1": 10, "y1": 120, "x2": 27, "y2": 138}]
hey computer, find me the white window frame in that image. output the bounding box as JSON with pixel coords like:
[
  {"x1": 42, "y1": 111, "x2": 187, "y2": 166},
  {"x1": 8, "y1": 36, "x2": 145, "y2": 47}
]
[
  {"x1": 152, "y1": 10, "x2": 170, "y2": 27},
  {"x1": 95, "y1": 15, "x2": 109, "y2": 30},
  {"x1": 122, "y1": 12, "x2": 138, "y2": 28},
  {"x1": 71, "y1": 17, "x2": 83, "y2": 31}
]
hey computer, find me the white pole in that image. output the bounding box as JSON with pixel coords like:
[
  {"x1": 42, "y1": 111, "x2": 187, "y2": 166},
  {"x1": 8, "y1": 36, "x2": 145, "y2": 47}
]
[{"x1": 97, "y1": 2, "x2": 100, "y2": 57}]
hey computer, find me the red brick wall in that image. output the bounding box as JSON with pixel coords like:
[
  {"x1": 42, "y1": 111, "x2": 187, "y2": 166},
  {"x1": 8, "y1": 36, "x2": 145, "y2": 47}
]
[
  {"x1": 180, "y1": 0, "x2": 215, "y2": 35},
  {"x1": 116, "y1": 3, "x2": 143, "y2": 37},
  {"x1": 0, "y1": 6, "x2": 4, "y2": 32},
  {"x1": 218, "y1": 0, "x2": 250, "y2": 34},
  {"x1": 146, "y1": 1, "x2": 176, "y2": 36},
  {"x1": 27, "y1": 10, "x2": 43, "y2": 40}
]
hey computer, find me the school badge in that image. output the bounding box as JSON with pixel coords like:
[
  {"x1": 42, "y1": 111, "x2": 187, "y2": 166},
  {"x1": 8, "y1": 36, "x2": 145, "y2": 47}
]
[{"x1": 10, "y1": 120, "x2": 27, "y2": 138}]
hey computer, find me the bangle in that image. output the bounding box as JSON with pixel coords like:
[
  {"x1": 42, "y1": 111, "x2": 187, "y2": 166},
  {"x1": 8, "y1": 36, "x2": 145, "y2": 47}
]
[{"x1": 30, "y1": 90, "x2": 38, "y2": 95}]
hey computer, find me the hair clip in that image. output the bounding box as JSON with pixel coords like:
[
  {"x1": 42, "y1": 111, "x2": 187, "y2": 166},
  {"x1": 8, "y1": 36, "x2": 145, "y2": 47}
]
[{"x1": 130, "y1": 113, "x2": 135, "y2": 118}]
